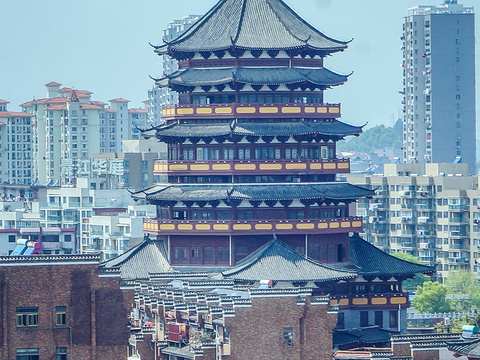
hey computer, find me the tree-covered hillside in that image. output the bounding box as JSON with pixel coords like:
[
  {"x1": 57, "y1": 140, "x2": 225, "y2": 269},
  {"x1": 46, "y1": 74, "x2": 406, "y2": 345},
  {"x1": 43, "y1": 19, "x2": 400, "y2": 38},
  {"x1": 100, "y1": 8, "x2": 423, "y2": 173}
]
[{"x1": 337, "y1": 119, "x2": 403, "y2": 153}]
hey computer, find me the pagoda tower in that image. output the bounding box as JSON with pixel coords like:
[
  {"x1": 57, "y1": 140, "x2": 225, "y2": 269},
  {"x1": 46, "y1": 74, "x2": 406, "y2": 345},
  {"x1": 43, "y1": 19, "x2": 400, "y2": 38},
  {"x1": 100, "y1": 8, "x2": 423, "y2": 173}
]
[{"x1": 136, "y1": 0, "x2": 375, "y2": 267}]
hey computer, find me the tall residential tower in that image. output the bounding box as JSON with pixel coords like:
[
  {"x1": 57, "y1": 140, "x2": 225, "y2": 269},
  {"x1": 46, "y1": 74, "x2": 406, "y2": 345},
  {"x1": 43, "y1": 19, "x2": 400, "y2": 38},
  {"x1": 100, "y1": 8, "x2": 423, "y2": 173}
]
[{"x1": 402, "y1": 1, "x2": 476, "y2": 172}]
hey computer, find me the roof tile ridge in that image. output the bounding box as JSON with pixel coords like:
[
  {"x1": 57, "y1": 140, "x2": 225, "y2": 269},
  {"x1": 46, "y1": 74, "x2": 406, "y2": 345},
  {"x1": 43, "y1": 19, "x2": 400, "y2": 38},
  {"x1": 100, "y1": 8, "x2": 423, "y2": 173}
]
[
  {"x1": 267, "y1": 0, "x2": 348, "y2": 47},
  {"x1": 232, "y1": 0, "x2": 248, "y2": 45},
  {"x1": 264, "y1": 0, "x2": 307, "y2": 47},
  {"x1": 168, "y1": 0, "x2": 227, "y2": 48}
]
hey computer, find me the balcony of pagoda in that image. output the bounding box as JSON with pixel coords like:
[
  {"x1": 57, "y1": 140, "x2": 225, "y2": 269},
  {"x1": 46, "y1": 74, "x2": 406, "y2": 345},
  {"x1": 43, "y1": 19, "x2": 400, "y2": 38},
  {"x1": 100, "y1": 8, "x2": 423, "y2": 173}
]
[
  {"x1": 330, "y1": 292, "x2": 409, "y2": 309},
  {"x1": 154, "y1": 158, "x2": 350, "y2": 176},
  {"x1": 161, "y1": 103, "x2": 341, "y2": 121},
  {"x1": 143, "y1": 217, "x2": 362, "y2": 236}
]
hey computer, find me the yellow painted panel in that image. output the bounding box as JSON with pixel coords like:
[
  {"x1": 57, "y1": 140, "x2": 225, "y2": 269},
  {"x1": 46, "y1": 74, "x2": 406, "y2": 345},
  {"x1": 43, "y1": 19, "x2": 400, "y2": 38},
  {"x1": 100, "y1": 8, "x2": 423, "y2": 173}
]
[
  {"x1": 276, "y1": 223, "x2": 293, "y2": 230},
  {"x1": 215, "y1": 107, "x2": 233, "y2": 114},
  {"x1": 235, "y1": 164, "x2": 256, "y2": 171},
  {"x1": 286, "y1": 163, "x2": 307, "y2": 170},
  {"x1": 341, "y1": 222, "x2": 351, "y2": 228},
  {"x1": 329, "y1": 107, "x2": 340, "y2": 114},
  {"x1": 195, "y1": 224, "x2": 211, "y2": 231},
  {"x1": 330, "y1": 299, "x2": 339, "y2": 306},
  {"x1": 178, "y1": 224, "x2": 193, "y2": 231},
  {"x1": 281, "y1": 107, "x2": 301, "y2": 114},
  {"x1": 169, "y1": 164, "x2": 188, "y2": 171},
  {"x1": 310, "y1": 163, "x2": 322, "y2": 170},
  {"x1": 259, "y1": 163, "x2": 282, "y2": 170},
  {"x1": 371, "y1": 298, "x2": 387, "y2": 305},
  {"x1": 329, "y1": 222, "x2": 340, "y2": 229},
  {"x1": 352, "y1": 298, "x2": 368, "y2": 305},
  {"x1": 304, "y1": 107, "x2": 316, "y2": 113},
  {"x1": 213, "y1": 224, "x2": 230, "y2": 231},
  {"x1": 390, "y1": 297, "x2": 407, "y2": 305},
  {"x1": 296, "y1": 223, "x2": 315, "y2": 230},
  {"x1": 318, "y1": 223, "x2": 328, "y2": 229},
  {"x1": 160, "y1": 224, "x2": 175, "y2": 231},
  {"x1": 177, "y1": 108, "x2": 194, "y2": 115},
  {"x1": 233, "y1": 224, "x2": 252, "y2": 231},
  {"x1": 338, "y1": 163, "x2": 350, "y2": 169},
  {"x1": 339, "y1": 299, "x2": 349, "y2": 306},
  {"x1": 323, "y1": 163, "x2": 336, "y2": 170},
  {"x1": 196, "y1": 108, "x2": 213, "y2": 114},
  {"x1": 352, "y1": 221, "x2": 362, "y2": 228},
  {"x1": 317, "y1": 107, "x2": 328, "y2": 113},
  {"x1": 212, "y1": 164, "x2": 231, "y2": 171},
  {"x1": 190, "y1": 164, "x2": 210, "y2": 171},
  {"x1": 259, "y1": 107, "x2": 278, "y2": 114},
  {"x1": 236, "y1": 107, "x2": 256, "y2": 114},
  {"x1": 255, "y1": 224, "x2": 273, "y2": 230}
]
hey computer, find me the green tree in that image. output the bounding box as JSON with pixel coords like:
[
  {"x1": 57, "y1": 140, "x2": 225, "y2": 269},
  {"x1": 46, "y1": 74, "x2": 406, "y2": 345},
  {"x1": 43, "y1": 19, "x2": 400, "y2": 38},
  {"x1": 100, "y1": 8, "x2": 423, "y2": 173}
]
[
  {"x1": 445, "y1": 270, "x2": 480, "y2": 311},
  {"x1": 392, "y1": 252, "x2": 430, "y2": 292},
  {"x1": 412, "y1": 281, "x2": 451, "y2": 313},
  {"x1": 337, "y1": 119, "x2": 403, "y2": 154}
]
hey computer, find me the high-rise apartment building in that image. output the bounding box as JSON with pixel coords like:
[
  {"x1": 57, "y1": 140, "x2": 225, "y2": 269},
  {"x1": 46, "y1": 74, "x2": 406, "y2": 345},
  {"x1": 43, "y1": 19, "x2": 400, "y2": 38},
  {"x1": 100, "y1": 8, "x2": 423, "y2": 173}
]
[
  {"x1": 347, "y1": 163, "x2": 480, "y2": 284},
  {"x1": 20, "y1": 82, "x2": 146, "y2": 185},
  {"x1": 0, "y1": 99, "x2": 34, "y2": 185},
  {"x1": 402, "y1": 1, "x2": 475, "y2": 172},
  {"x1": 147, "y1": 15, "x2": 200, "y2": 124}
]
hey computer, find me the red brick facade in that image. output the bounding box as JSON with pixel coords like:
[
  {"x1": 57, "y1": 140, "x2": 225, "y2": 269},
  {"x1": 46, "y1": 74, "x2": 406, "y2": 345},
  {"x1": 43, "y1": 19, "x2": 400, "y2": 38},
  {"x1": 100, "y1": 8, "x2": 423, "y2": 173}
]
[{"x1": 0, "y1": 256, "x2": 129, "y2": 360}]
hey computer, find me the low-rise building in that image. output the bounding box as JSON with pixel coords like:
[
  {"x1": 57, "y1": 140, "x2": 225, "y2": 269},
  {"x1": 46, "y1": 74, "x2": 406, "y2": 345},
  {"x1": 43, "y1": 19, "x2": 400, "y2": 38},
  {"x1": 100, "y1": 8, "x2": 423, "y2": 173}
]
[{"x1": 0, "y1": 254, "x2": 130, "y2": 360}]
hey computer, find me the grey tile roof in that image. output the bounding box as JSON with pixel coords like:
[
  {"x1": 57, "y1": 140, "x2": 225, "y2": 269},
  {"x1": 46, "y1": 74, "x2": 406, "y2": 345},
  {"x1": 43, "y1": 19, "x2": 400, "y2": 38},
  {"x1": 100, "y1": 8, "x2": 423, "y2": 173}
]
[
  {"x1": 132, "y1": 182, "x2": 374, "y2": 202},
  {"x1": 155, "y1": 0, "x2": 347, "y2": 56},
  {"x1": 333, "y1": 326, "x2": 392, "y2": 348},
  {"x1": 153, "y1": 120, "x2": 363, "y2": 139},
  {"x1": 160, "y1": 66, "x2": 347, "y2": 88},
  {"x1": 101, "y1": 239, "x2": 173, "y2": 280},
  {"x1": 447, "y1": 338, "x2": 480, "y2": 357},
  {"x1": 222, "y1": 240, "x2": 357, "y2": 282},
  {"x1": 348, "y1": 234, "x2": 435, "y2": 277}
]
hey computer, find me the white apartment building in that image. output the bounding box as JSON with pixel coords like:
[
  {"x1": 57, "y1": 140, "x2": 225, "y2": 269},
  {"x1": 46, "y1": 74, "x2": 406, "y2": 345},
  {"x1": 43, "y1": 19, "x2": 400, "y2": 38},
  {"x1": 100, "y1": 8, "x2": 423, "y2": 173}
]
[
  {"x1": 147, "y1": 15, "x2": 200, "y2": 124},
  {"x1": 20, "y1": 82, "x2": 148, "y2": 185},
  {"x1": 0, "y1": 99, "x2": 34, "y2": 185},
  {"x1": 37, "y1": 178, "x2": 155, "y2": 257},
  {"x1": 0, "y1": 200, "x2": 76, "y2": 256},
  {"x1": 347, "y1": 163, "x2": 480, "y2": 284},
  {"x1": 402, "y1": 2, "x2": 476, "y2": 172}
]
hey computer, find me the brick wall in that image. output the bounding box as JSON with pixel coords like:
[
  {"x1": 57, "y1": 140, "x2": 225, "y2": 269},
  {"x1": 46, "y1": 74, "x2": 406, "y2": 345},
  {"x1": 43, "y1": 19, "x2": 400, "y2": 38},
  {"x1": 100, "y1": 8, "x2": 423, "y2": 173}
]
[
  {"x1": 0, "y1": 262, "x2": 129, "y2": 360},
  {"x1": 224, "y1": 296, "x2": 335, "y2": 360}
]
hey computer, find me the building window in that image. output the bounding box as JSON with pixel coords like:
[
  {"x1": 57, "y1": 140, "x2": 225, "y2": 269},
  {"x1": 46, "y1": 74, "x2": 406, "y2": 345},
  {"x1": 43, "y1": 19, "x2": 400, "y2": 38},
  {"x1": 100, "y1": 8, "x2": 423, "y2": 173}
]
[
  {"x1": 64, "y1": 235, "x2": 72, "y2": 242},
  {"x1": 16, "y1": 349, "x2": 39, "y2": 360},
  {"x1": 283, "y1": 327, "x2": 293, "y2": 345},
  {"x1": 360, "y1": 311, "x2": 369, "y2": 327},
  {"x1": 56, "y1": 347, "x2": 67, "y2": 360},
  {"x1": 8, "y1": 235, "x2": 16, "y2": 243},
  {"x1": 336, "y1": 312, "x2": 345, "y2": 329},
  {"x1": 375, "y1": 311, "x2": 383, "y2": 327},
  {"x1": 55, "y1": 306, "x2": 66, "y2": 326},
  {"x1": 389, "y1": 310, "x2": 398, "y2": 329},
  {"x1": 16, "y1": 307, "x2": 38, "y2": 327}
]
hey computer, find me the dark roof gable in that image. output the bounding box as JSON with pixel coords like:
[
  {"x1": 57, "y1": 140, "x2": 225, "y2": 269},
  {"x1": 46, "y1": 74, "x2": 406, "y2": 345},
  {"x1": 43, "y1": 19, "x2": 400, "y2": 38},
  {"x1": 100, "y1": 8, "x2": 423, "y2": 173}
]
[
  {"x1": 348, "y1": 234, "x2": 435, "y2": 277},
  {"x1": 222, "y1": 240, "x2": 356, "y2": 282},
  {"x1": 155, "y1": 0, "x2": 347, "y2": 57}
]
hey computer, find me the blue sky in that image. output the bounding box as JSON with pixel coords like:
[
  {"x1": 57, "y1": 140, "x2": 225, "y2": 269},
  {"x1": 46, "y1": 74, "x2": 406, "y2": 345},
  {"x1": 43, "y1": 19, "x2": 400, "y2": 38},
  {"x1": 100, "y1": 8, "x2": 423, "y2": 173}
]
[{"x1": 0, "y1": 0, "x2": 478, "y2": 129}]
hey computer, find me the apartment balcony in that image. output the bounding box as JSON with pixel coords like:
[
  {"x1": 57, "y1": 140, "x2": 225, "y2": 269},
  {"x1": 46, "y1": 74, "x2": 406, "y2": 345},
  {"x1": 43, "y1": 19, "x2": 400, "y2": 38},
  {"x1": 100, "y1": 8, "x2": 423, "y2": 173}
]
[
  {"x1": 154, "y1": 158, "x2": 350, "y2": 176},
  {"x1": 449, "y1": 204, "x2": 468, "y2": 212},
  {"x1": 449, "y1": 218, "x2": 468, "y2": 225},
  {"x1": 143, "y1": 217, "x2": 363, "y2": 236},
  {"x1": 161, "y1": 103, "x2": 341, "y2": 121},
  {"x1": 450, "y1": 231, "x2": 469, "y2": 238},
  {"x1": 330, "y1": 292, "x2": 409, "y2": 309}
]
